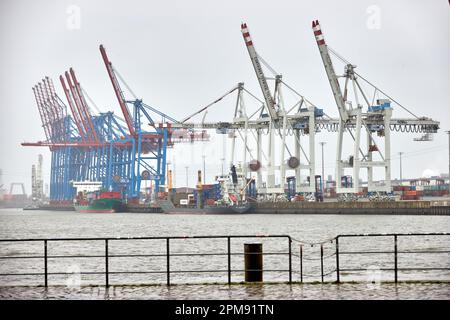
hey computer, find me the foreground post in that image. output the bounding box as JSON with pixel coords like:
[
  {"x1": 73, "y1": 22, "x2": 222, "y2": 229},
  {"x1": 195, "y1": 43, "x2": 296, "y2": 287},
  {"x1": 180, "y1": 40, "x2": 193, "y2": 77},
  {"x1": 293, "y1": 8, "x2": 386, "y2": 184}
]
[{"x1": 244, "y1": 243, "x2": 263, "y2": 282}]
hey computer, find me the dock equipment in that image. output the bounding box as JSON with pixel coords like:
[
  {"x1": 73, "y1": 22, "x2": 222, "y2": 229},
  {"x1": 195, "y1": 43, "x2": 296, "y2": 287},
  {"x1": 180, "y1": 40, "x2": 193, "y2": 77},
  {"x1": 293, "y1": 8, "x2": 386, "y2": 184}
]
[
  {"x1": 21, "y1": 22, "x2": 440, "y2": 202},
  {"x1": 22, "y1": 47, "x2": 182, "y2": 204},
  {"x1": 312, "y1": 20, "x2": 439, "y2": 195}
]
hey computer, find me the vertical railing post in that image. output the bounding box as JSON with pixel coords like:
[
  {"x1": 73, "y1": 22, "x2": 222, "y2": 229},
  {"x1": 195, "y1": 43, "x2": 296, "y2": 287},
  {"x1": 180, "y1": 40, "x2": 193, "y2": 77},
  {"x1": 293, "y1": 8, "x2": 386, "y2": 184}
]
[
  {"x1": 44, "y1": 240, "x2": 48, "y2": 288},
  {"x1": 320, "y1": 244, "x2": 324, "y2": 283},
  {"x1": 227, "y1": 237, "x2": 231, "y2": 285},
  {"x1": 394, "y1": 235, "x2": 398, "y2": 283},
  {"x1": 288, "y1": 237, "x2": 292, "y2": 284},
  {"x1": 335, "y1": 237, "x2": 340, "y2": 283},
  {"x1": 105, "y1": 239, "x2": 109, "y2": 287},
  {"x1": 166, "y1": 238, "x2": 170, "y2": 286},
  {"x1": 300, "y1": 245, "x2": 303, "y2": 283}
]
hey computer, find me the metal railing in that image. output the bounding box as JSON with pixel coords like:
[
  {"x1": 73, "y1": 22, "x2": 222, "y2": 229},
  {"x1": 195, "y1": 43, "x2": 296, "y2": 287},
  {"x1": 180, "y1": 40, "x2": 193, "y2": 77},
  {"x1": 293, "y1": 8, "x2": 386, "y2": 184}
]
[
  {"x1": 334, "y1": 233, "x2": 450, "y2": 283},
  {"x1": 0, "y1": 235, "x2": 292, "y2": 287},
  {"x1": 0, "y1": 233, "x2": 449, "y2": 287},
  {"x1": 292, "y1": 233, "x2": 450, "y2": 283}
]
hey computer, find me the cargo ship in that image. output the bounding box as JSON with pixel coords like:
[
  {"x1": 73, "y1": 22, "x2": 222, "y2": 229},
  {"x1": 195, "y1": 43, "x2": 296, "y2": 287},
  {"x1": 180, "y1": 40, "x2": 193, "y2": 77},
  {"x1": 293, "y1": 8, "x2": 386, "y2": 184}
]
[
  {"x1": 72, "y1": 181, "x2": 123, "y2": 213},
  {"x1": 161, "y1": 164, "x2": 254, "y2": 214}
]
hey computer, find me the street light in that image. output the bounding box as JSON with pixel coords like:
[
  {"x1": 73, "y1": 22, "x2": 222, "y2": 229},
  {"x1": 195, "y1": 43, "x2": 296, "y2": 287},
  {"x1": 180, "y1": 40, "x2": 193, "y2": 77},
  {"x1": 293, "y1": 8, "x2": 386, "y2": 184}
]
[
  {"x1": 447, "y1": 131, "x2": 450, "y2": 196},
  {"x1": 399, "y1": 152, "x2": 403, "y2": 184},
  {"x1": 202, "y1": 155, "x2": 206, "y2": 184},
  {"x1": 185, "y1": 166, "x2": 189, "y2": 187},
  {"x1": 319, "y1": 142, "x2": 326, "y2": 196},
  {"x1": 166, "y1": 161, "x2": 171, "y2": 192}
]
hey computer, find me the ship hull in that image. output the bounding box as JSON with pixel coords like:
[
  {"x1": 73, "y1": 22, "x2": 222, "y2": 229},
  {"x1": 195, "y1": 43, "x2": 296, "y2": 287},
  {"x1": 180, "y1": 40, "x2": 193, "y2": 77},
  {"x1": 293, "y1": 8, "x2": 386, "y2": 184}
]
[
  {"x1": 205, "y1": 204, "x2": 253, "y2": 214},
  {"x1": 75, "y1": 198, "x2": 123, "y2": 213},
  {"x1": 164, "y1": 204, "x2": 253, "y2": 214}
]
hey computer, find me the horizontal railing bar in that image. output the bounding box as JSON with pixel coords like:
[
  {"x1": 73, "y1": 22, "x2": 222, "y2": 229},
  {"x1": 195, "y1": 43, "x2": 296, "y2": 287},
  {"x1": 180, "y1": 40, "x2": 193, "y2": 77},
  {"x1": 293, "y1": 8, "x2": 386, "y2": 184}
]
[
  {"x1": 0, "y1": 268, "x2": 291, "y2": 275},
  {"x1": 339, "y1": 267, "x2": 450, "y2": 272},
  {"x1": 168, "y1": 252, "x2": 289, "y2": 257},
  {"x1": 0, "y1": 256, "x2": 45, "y2": 259},
  {"x1": 0, "y1": 273, "x2": 43, "y2": 276},
  {"x1": 339, "y1": 268, "x2": 395, "y2": 272},
  {"x1": 0, "y1": 235, "x2": 292, "y2": 242},
  {"x1": 339, "y1": 251, "x2": 395, "y2": 255},
  {"x1": 0, "y1": 252, "x2": 291, "y2": 260},
  {"x1": 339, "y1": 250, "x2": 450, "y2": 255},
  {"x1": 396, "y1": 267, "x2": 450, "y2": 271},
  {"x1": 337, "y1": 233, "x2": 449, "y2": 239},
  {"x1": 0, "y1": 233, "x2": 447, "y2": 243},
  {"x1": 0, "y1": 272, "x2": 107, "y2": 276},
  {"x1": 397, "y1": 251, "x2": 450, "y2": 254},
  {"x1": 3, "y1": 268, "x2": 445, "y2": 278}
]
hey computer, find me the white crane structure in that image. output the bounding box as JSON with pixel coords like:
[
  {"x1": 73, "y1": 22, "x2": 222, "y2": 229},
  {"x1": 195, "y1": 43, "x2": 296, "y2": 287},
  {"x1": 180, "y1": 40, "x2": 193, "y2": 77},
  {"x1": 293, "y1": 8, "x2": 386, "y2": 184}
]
[
  {"x1": 240, "y1": 23, "x2": 319, "y2": 198},
  {"x1": 312, "y1": 19, "x2": 438, "y2": 196},
  {"x1": 164, "y1": 22, "x2": 439, "y2": 201}
]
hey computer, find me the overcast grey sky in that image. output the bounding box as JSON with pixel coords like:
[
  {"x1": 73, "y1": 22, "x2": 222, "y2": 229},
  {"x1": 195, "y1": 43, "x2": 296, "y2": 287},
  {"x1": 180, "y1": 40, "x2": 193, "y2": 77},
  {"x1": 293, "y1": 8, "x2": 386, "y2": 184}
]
[{"x1": 0, "y1": 0, "x2": 449, "y2": 193}]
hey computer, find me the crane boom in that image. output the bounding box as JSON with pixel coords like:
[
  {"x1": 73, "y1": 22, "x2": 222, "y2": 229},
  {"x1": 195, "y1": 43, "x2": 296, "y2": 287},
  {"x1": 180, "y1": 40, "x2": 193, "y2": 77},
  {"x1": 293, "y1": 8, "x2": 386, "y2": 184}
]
[
  {"x1": 99, "y1": 44, "x2": 135, "y2": 136},
  {"x1": 69, "y1": 68, "x2": 99, "y2": 142},
  {"x1": 60, "y1": 75, "x2": 86, "y2": 140},
  {"x1": 312, "y1": 20, "x2": 348, "y2": 122},
  {"x1": 32, "y1": 86, "x2": 52, "y2": 143},
  {"x1": 65, "y1": 71, "x2": 93, "y2": 142},
  {"x1": 241, "y1": 23, "x2": 278, "y2": 121}
]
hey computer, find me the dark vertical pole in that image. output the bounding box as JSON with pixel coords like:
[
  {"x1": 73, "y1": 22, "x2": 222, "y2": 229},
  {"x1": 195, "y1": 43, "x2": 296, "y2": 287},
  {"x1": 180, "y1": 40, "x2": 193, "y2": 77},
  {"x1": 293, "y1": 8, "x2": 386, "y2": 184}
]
[
  {"x1": 335, "y1": 237, "x2": 340, "y2": 283},
  {"x1": 44, "y1": 240, "x2": 48, "y2": 287},
  {"x1": 244, "y1": 243, "x2": 263, "y2": 282},
  {"x1": 166, "y1": 238, "x2": 170, "y2": 286},
  {"x1": 288, "y1": 238, "x2": 292, "y2": 284},
  {"x1": 447, "y1": 131, "x2": 450, "y2": 197},
  {"x1": 394, "y1": 235, "x2": 398, "y2": 283},
  {"x1": 227, "y1": 237, "x2": 231, "y2": 285},
  {"x1": 105, "y1": 239, "x2": 109, "y2": 287},
  {"x1": 300, "y1": 245, "x2": 303, "y2": 283},
  {"x1": 320, "y1": 244, "x2": 324, "y2": 283}
]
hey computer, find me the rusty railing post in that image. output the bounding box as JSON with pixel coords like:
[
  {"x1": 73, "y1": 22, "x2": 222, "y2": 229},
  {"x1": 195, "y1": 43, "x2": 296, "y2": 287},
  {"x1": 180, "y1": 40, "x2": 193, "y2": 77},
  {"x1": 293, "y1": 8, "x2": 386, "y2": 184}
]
[
  {"x1": 227, "y1": 236, "x2": 231, "y2": 285},
  {"x1": 394, "y1": 235, "x2": 398, "y2": 283},
  {"x1": 44, "y1": 240, "x2": 48, "y2": 287},
  {"x1": 300, "y1": 245, "x2": 303, "y2": 283},
  {"x1": 166, "y1": 238, "x2": 170, "y2": 286},
  {"x1": 320, "y1": 244, "x2": 324, "y2": 283},
  {"x1": 335, "y1": 237, "x2": 340, "y2": 283},
  {"x1": 288, "y1": 237, "x2": 292, "y2": 284},
  {"x1": 105, "y1": 239, "x2": 109, "y2": 287}
]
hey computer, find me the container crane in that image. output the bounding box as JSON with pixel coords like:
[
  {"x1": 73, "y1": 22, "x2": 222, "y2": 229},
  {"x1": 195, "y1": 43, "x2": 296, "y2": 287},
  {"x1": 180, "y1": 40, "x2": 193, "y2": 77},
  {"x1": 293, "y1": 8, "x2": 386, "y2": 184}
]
[
  {"x1": 241, "y1": 23, "x2": 319, "y2": 197},
  {"x1": 241, "y1": 23, "x2": 279, "y2": 194},
  {"x1": 312, "y1": 20, "x2": 364, "y2": 194},
  {"x1": 312, "y1": 20, "x2": 439, "y2": 196}
]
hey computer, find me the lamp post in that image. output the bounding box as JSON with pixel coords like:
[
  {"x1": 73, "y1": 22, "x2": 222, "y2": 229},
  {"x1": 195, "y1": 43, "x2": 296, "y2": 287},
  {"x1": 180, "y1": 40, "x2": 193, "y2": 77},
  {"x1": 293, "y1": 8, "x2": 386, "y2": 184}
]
[
  {"x1": 202, "y1": 155, "x2": 206, "y2": 184},
  {"x1": 399, "y1": 152, "x2": 403, "y2": 184},
  {"x1": 447, "y1": 131, "x2": 450, "y2": 197},
  {"x1": 185, "y1": 166, "x2": 189, "y2": 187},
  {"x1": 220, "y1": 158, "x2": 225, "y2": 176},
  {"x1": 319, "y1": 142, "x2": 326, "y2": 197},
  {"x1": 166, "y1": 161, "x2": 171, "y2": 192}
]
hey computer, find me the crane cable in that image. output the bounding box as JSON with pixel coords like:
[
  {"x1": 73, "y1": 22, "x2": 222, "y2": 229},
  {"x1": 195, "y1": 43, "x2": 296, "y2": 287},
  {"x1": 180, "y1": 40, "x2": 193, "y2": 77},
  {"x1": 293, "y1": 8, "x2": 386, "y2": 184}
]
[{"x1": 327, "y1": 46, "x2": 420, "y2": 120}]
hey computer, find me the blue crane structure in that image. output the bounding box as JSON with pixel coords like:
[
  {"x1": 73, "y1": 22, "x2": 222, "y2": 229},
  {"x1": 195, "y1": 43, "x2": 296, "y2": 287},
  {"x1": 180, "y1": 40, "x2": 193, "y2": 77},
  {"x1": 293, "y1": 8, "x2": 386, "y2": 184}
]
[{"x1": 22, "y1": 45, "x2": 182, "y2": 205}]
